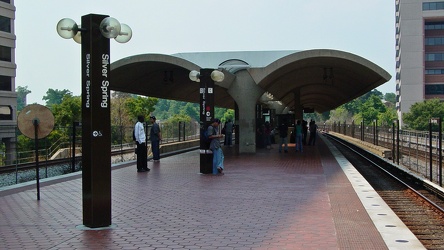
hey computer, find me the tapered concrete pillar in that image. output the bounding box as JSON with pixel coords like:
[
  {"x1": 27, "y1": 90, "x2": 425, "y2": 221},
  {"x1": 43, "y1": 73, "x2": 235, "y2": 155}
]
[{"x1": 227, "y1": 70, "x2": 265, "y2": 153}]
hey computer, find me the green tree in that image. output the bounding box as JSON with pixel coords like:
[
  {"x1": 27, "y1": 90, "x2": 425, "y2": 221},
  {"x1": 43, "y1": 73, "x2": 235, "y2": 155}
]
[
  {"x1": 403, "y1": 98, "x2": 444, "y2": 130},
  {"x1": 110, "y1": 92, "x2": 134, "y2": 144},
  {"x1": 360, "y1": 95, "x2": 386, "y2": 124},
  {"x1": 215, "y1": 107, "x2": 227, "y2": 121},
  {"x1": 162, "y1": 114, "x2": 192, "y2": 139},
  {"x1": 384, "y1": 93, "x2": 396, "y2": 103},
  {"x1": 378, "y1": 108, "x2": 397, "y2": 127},
  {"x1": 181, "y1": 102, "x2": 199, "y2": 121},
  {"x1": 153, "y1": 99, "x2": 171, "y2": 120},
  {"x1": 16, "y1": 86, "x2": 31, "y2": 111},
  {"x1": 111, "y1": 91, "x2": 132, "y2": 127},
  {"x1": 221, "y1": 109, "x2": 234, "y2": 123},
  {"x1": 124, "y1": 96, "x2": 158, "y2": 121},
  {"x1": 327, "y1": 105, "x2": 352, "y2": 123},
  {"x1": 51, "y1": 95, "x2": 81, "y2": 126},
  {"x1": 43, "y1": 89, "x2": 72, "y2": 108},
  {"x1": 342, "y1": 89, "x2": 384, "y2": 116}
]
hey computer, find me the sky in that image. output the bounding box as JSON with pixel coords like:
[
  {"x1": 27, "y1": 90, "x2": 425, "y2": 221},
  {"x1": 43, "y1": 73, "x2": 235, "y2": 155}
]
[{"x1": 15, "y1": 0, "x2": 396, "y2": 105}]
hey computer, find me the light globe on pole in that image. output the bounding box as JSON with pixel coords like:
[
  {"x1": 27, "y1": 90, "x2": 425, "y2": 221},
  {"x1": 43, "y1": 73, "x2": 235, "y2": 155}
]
[
  {"x1": 56, "y1": 18, "x2": 78, "y2": 39},
  {"x1": 189, "y1": 70, "x2": 200, "y2": 82},
  {"x1": 115, "y1": 24, "x2": 133, "y2": 43},
  {"x1": 211, "y1": 70, "x2": 224, "y2": 82},
  {"x1": 100, "y1": 17, "x2": 121, "y2": 38}
]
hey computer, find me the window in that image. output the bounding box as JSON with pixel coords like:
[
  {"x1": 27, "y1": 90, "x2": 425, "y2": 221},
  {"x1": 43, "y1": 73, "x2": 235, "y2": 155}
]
[
  {"x1": 425, "y1": 84, "x2": 444, "y2": 95},
  {"x1": 425, "y1": 21, "x2": 444, "y2": 30},
  {"x1": 426, "y1": 37, "x2": 444, "y2": 45},
  {"x1": 426, "y1": 53, "x2": 444, "y2": 61},
  {"x1": 0, "y1": 105, "x2": 11, "y2": 120},
  {"x1": 0, "y1": 16, "x2": 11, "y2": 33},
  {"x1": 426, "y1": 69, "x2": 444, "y2": 74},
  {"x1": 0, "y1": 75, "x2": 11, "y2": 91},
  {"x1": 0, "y1": 45, "x2": 11, "y2": 61},
  {"x1": 423, "y1": 2, "x2": 444, "y2": 10}
]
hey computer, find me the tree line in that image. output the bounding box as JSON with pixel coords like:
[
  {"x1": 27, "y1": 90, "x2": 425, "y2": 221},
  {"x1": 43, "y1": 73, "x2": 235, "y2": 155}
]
[
  {"x1": 13, "y1": 86, "x2": 444, "y2": 155},
  {"x1": 14, "y1": 87, "x2": 234, "y2": 155}
]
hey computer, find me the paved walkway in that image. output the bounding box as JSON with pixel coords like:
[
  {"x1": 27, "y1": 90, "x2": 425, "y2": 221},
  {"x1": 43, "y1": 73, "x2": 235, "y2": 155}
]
[{"x1": 0, "y1": 135, "x2": 422, "y2": 249}]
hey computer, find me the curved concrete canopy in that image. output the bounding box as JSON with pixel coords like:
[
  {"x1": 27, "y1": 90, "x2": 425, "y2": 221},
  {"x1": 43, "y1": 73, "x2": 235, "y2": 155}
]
[
  {"x1": 110, "y1": 49, "x2": 391, "y2": 113},
  {"x1": 249, "y1": 49, "x2": 392, "y2": 113},
  {"x1": 111, "y1": 54, "x2": 236, "y2": 109}
]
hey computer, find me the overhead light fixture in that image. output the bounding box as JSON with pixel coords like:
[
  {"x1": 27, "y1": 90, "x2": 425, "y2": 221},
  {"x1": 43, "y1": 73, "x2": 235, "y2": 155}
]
[
  {"x1": 57, "y1": 16, "x2": 132, "y2": 44},
  {"x1": 189, "y1": 69, "x2": 225, "y2": 82}
]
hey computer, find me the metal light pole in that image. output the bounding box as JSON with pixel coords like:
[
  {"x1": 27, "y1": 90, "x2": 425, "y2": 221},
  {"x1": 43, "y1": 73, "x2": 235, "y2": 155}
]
[{"x1": 57, "y1": 14, "x2": 132, "y2": 228}]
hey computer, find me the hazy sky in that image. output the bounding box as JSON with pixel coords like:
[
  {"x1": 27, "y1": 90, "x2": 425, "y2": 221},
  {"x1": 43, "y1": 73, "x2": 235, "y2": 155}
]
[{"x1": 15, "y1": 0, "x2": 395, "y2": 104}]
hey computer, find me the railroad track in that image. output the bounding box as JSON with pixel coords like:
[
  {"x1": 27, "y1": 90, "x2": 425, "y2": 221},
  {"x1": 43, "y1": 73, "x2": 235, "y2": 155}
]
[{"x1": 325, "y1": 134, "x2": 444, "y2": 250}]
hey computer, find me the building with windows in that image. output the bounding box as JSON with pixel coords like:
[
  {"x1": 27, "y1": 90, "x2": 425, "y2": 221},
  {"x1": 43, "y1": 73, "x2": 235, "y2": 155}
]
[
  {"x1": 396, "y1": 0, "x2": 444, "y2": 126},
  {"x1": 0, "y1": 0, "x2": 15, "y2": 164}
]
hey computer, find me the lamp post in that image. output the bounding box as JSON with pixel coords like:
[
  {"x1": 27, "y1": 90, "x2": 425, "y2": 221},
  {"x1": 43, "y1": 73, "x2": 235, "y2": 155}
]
[
  {"x1": 57, "y1": 14, "x2": 132, "y2": 228},
  {"x1": 189, "y1": 69, "x2": 224, "y2": 174}
]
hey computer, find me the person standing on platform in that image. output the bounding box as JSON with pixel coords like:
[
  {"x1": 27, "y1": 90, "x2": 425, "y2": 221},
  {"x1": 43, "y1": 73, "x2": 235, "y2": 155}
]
[
  {"x1": 265, "y1": 121, "x2": 272, "y2": 149},
  {"x1": 302, "y1": 120, "x2": 308, "y2": 145},
  {"x1": 149, "y1": 116, "x2": 162, "y2": 162},
  {"x1": 208, "y1": 118, "x2": 224, "y2": 175},
  {"x1": 135, "y1": 115, "x2": 149, "y2": 172},
  {"x1": 224, "y1": 119, "x2": 234, "y2": 147},
  {"x1": 308, "y1": 120, "x2": 318, "y2": 146},
  {"x1": 295, "y1": 120, "x2": 303, "y2": 152},
  {"x1": 278, "y1": 121, "x2": 288, "y2": 153}
]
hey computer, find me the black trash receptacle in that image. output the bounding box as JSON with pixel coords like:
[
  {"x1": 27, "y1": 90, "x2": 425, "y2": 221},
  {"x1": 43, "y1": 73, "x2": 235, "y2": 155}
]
[{"x1": 200, "y1": 151, "x2": 213, "y2": 174}]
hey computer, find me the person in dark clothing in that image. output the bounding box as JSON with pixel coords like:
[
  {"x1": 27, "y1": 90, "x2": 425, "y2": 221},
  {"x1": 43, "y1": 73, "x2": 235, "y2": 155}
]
[
  {"x1": 278, "y1": 122, "x2": 288, "y2": 153},
  {"x1": 208, "y1": 118, "x2": 224, "y2": 175},
  {"x1": 134, "y1": 115, "x2": 149, "y2": 172},
  {"x1": 264, "y1": 121, "x2": 272, "y2": 149},
  {"x1": 149, "y1": 116, "x2": 162, "y2": 162},
  {"x1": 308, "y1": 120, "x2": 318, "y2": 146},
  {"x1": 224, "y1": 119, "x2": 234, "y2": 147},
  {"x1": 295, "y1": 120, "x2": 303, "y2": 152},
  {"x1": 302, "y1": 120, "x2": 308, "y2": 145}
]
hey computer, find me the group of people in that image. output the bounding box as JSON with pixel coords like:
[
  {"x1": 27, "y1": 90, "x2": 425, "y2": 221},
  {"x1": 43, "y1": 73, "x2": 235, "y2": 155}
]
[
  {"x1": 256, "y1": 121, "x2": 273, "y2": 149},
  {"x1": 134, "y1": 115, "x2": 318, "y2": 174},
  {"x1": 277, "y1": 119, "x2": 318, "y2": 153},
  {"x1": 134, "y1": 115, "x2": 162, "y2": 173},
  {"x1": 134, "y1": 115, "x2": 228, "y2": 175}
]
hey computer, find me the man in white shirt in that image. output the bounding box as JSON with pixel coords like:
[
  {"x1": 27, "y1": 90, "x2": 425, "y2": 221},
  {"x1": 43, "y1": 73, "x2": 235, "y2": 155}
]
[{"x1": 134, "y1": 115, "x2": 149, "y2": 172}]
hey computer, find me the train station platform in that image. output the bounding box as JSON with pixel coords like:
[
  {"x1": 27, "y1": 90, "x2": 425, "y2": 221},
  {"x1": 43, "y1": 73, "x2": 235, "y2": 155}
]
[{"x1": 0, "y1": 135, "x2": 425, "y2": 249}]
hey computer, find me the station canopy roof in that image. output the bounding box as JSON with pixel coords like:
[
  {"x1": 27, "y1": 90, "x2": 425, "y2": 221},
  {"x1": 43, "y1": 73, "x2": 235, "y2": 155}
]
[{"x1": 111, "y1": 49, "x2": 391, "y2": 113}]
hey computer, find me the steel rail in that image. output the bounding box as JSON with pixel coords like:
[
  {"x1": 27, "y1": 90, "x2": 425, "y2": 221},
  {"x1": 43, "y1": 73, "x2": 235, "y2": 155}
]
[{"x1": 325, "y1": 133, "x2": 444, "y2": 215}]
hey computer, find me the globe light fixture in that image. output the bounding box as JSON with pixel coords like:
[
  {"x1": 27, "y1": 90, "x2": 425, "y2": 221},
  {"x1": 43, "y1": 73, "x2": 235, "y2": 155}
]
[
  {"x1": 56, "y1": 18, "x2": 78, "y2": 39},
  {"x1": 189, "y1": 69, "x2": 224, "y2": 83},
  {"x1": 56, "y1": 16, "x2": 132, "y2": 44},
  {"x1": 210, "y1": 70, "x2": 224, "y2": 82},
  {"x1": 189, "y1": 70, "x2": 200, "y2": 82}
]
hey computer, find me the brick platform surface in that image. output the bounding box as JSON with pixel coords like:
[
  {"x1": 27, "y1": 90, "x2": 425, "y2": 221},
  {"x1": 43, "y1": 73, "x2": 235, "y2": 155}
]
[{"x1": 0, "y1": 136, "x2": 389, "y2": 249}]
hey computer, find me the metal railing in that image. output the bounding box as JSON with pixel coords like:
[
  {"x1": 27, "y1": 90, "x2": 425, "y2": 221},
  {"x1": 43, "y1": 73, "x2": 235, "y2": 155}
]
[{"x1": 0, "y1": 120, "x2": 200, "y2": 166}]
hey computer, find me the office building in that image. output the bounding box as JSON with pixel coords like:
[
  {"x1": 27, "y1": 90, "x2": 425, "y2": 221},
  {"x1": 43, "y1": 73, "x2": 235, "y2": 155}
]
[
  {"x1": 396, "y1": 0, "x2": 444, "y2": 125},
  {"x1": 0, "y1": 0, "x2": 16, "y2": 164}
]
